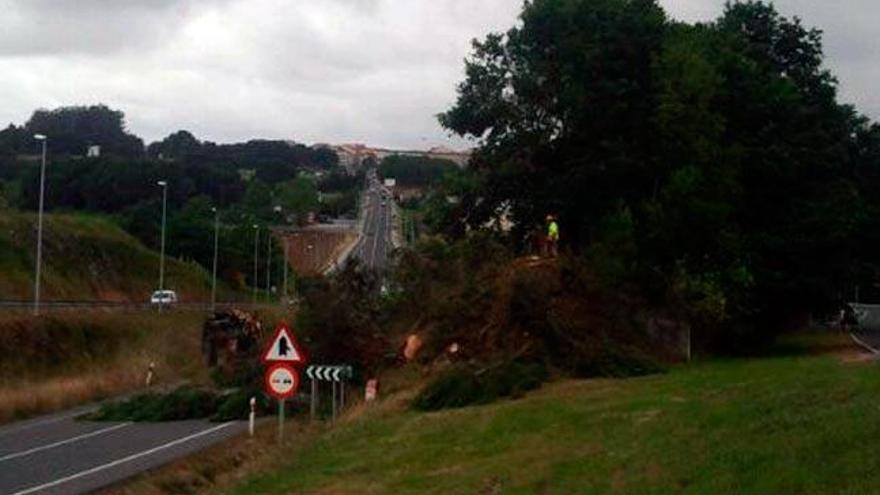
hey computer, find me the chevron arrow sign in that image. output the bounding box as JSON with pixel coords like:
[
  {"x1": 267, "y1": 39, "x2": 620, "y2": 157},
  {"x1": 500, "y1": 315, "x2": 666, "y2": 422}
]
[{"x1": 306, "y1": 365, "x2": 353, "y2": 382}]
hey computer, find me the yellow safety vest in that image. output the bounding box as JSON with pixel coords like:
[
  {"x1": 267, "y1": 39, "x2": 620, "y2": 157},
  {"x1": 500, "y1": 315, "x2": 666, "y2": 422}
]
[{"x1": 548, "y1": 221, "x2": 559, "y2": 240}]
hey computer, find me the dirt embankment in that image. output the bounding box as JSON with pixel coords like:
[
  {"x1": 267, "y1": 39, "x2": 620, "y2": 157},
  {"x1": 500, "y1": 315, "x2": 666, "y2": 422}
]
[{"x1": 281, "y1": 228, "x2": 356, "y2": 276}]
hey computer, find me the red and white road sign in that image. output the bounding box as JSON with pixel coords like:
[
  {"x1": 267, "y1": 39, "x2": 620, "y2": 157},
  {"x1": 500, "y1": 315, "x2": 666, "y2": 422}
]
[
  {"x1": 265, "y1": 363, "x2": 299, "y2": 400},
  {"x1": 261, "y1": 322, "x2": 307, "y2": 366}
]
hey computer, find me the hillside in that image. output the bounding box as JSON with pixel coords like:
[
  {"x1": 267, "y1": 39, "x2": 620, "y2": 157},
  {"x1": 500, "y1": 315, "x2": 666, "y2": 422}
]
[
  {"x1": 0, "y1": 211, "x2": 212, "y2": 301},
  {"x1": 214, "y1": 336, "x2": 877, "y2": 494}
]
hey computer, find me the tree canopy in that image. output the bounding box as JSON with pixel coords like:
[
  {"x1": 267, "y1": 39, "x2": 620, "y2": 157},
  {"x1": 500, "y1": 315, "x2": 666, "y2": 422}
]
[
  {"x1": 440, "y1": 0, "x2": 880, "y2": 347},
  {"x1": 378, "y1": 155, "x2": 460, "y2": 187}
]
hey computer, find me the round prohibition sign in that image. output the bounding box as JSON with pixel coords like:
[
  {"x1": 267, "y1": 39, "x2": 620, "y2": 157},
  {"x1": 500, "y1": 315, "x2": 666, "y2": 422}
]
[{"x1": 265, "y1": 363, "x2": 300, "y2": 400}]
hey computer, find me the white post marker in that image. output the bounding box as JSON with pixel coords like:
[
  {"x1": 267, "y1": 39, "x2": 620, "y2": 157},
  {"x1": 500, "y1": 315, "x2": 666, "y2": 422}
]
[{"x1": 145, "y1": 362, "x2": 155, "y2": 388}]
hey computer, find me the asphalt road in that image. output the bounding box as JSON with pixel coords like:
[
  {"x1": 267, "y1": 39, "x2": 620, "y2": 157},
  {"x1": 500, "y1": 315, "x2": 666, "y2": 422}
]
[
  {"x1": 0, "y1": 408, "x2": 247, "y2": 495},
  {"x1": 355, "y1": 178, "x2": 394, "y2": 274}
]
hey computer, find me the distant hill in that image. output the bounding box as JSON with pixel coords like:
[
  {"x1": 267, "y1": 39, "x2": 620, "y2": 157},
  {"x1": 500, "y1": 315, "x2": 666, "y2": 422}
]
[{"x1": 0, "y1": 211, "x2": 212, "y2": 301}]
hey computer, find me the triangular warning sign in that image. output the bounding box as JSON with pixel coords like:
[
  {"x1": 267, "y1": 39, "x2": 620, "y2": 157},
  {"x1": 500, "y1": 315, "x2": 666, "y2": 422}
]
[{"x1": 262, "y1": 323, "x2": 307, "y2": 365}]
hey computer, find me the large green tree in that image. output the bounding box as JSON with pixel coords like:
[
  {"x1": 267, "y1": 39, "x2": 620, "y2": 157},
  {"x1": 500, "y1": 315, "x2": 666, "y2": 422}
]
[{"x1": 440, "y1": 0, "x2": 879, "y2": 347}]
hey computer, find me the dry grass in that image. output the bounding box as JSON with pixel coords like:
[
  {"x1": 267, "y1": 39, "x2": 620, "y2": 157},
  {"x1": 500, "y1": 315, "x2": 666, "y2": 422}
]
[
  {"x1": 0, "y1": 311, "x2": 211, "y2": 424},
  {"x1": 0, "y1": 306, "x2": 296, "y2": 425}
]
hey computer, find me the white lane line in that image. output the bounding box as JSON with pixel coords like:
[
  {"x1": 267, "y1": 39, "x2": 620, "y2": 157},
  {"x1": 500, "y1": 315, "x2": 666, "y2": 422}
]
[
  {"x1": 9, "y1": 422, "x2": 236, "y2": 495},
  {"x1": 0, "y1": 422, "x2": 132, "y2": 463},
  {"x1": 0, "y1": 410, "x2": 93, "y2": 439}
]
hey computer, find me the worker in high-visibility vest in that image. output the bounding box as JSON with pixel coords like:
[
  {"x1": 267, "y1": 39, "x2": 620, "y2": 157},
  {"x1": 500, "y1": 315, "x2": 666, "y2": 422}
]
[{"x1": 546, "y1": 214, "x2": 559, "y2": 258}]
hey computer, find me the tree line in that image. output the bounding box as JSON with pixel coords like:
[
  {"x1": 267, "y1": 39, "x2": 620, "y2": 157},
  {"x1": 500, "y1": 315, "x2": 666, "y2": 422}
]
[{"x1": 0, "y1": 104, "x2": 358, "y2": 294}]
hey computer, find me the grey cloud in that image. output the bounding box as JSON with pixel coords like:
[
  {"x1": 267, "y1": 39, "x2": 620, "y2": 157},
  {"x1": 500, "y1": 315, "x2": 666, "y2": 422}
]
[
  {"x1": 0, "y1": 0, "x2": 876, "y2": 150},
  {"x1": 0, "y1": 0, "x2": 227, "y2": 55}
]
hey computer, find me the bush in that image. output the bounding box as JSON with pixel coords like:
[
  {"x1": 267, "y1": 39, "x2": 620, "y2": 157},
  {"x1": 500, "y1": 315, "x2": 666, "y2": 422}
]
[
  {"x1": 90, "y1": 386, "x2": 220, "y2": 422},
  {"x1": 212, "y1": 387, "x2": 269, "y2": 421},
  {"x1": 412, "y1": 361, "x2": 548, "y2": 411}
]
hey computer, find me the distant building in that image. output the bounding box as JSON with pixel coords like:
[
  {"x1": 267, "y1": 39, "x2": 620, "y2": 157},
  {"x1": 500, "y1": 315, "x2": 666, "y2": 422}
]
[
  {"x1": 309, "y1": 142, "x2": 472, "y2": 173},
  {"x1": 87, "y1": 145, "x2": 101, "y2": 158}
]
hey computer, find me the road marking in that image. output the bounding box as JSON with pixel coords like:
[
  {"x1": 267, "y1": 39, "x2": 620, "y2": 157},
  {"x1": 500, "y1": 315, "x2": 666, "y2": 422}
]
[
  {"x1": 0, "y1": 422, "x2": 132, "y2": 463},
  {"x1": 0, "y1": 410, "x2": 93, "y2": 439},
  {"x1": 9, "y1": 422, "x2": 236, "y2": 495}
]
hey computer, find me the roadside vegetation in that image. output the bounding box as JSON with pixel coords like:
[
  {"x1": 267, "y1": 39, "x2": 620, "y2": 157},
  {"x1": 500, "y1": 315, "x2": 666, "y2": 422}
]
[
  {"x1": 0, "y1": 312, "x2": 207, "y2": 424},
  {"x1": 0, "y1": 107, "x2": 357, "y2": 297},
  {"x1": 224, "y1": 339, "x2": 880, "y2": 495},
  {"x1": 0, "y1": 307, "x2": 292, "y2": 424},
  {"x1": 0, "y1": 210, "x2": 212, "y2": 301},
  {"x1": 105, "y1": 334, "x2": 877, "y2": 495}
]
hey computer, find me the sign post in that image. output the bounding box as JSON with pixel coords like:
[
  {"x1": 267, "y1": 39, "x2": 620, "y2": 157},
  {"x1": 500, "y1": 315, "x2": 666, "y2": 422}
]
[
  {"x1": 278, "y1": 399, "x2": 285, "y2": 444},
  {"x1": 306, "y1": 365, "x2": 353, "y2": 419},
  {"x1": 264, "y1": 362, "x2": 299, "y2": 444}
]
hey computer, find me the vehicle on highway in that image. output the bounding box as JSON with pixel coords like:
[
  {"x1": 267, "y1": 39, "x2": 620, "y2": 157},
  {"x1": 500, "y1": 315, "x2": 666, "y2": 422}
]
[{"x1": 150, "y1": 289, "x2": 178, "y2": 306}]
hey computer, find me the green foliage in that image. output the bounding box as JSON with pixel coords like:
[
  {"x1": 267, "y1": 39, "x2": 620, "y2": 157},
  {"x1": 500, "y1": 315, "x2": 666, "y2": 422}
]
[
  {"x1": 379, "y1": 155, "x2": 459, "y2": 187},
  {"x1": 440, "y1": 0, "x2": 878, "y2": 349},
  {"x1": 412, "y1": 361, "x2": 548, "y2": 411},
  {"x1": 0, "y1": 211, "x2": 211, "y2": 300},
  {"x1": 276, "y1": 175, "x2": 319, "y2": 224},
  {"x1": 90, "y1": 386, "x2": 220, "y2": 422},
  {"x1": 297, "y1": 259, "x2": 386, "y2": 373},
  {"x1": 23, "y1": 104, "x2": 144, "y2": 157}
]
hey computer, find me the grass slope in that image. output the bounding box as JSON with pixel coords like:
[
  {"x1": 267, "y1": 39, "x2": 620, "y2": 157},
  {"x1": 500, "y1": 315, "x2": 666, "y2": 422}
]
[
  {"x1": 226, "y1": 337, "x2": 880, "y2": 494},
  {"x1": 0, "y1": 211, "x2": 210, "y2": 301},
  {"x1": 0, "y1": 312, "x2": 209, "y2": 423}
]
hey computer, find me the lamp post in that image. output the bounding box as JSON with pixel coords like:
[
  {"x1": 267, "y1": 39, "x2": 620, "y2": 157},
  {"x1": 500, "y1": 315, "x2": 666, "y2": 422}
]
[
  {"x1": 272, "y1": 205, "x2": 286, "y2": 304},
  {"x1": 211, "y1": 207, "x2": 219, "y2": 312},
  {"x1": 156, "y1": 180, "x2": 168, "y2": 312},
  {"x1": 265, "y1": 229, "x2": 272, "y2": 302},
  {"x1": 252, "y1": 224, "x2": 259, "y2": 305},
  {"x1": 32, "y1": 134, "x2": 47, "y2": 316}
]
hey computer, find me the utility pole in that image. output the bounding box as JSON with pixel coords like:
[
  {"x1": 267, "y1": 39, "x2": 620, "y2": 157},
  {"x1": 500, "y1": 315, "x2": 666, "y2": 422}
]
[
  {"x1": 265, "y1": 229, "x2": 272, "y2": 302},
  {"x1": 157, "y1": 180, "x2": 168, "y2": 312},
  {"x1": 252, "y1": 224, "x2": 259, "y2": 305},
  {"x1": 32, "y1": 134, "x2": 47, "y2": 316},
  {"x1": 282, "y1": 236, "x2": 289, "y2": 303},
  {"x1": 211, "y1": 207, "x2": 219, "y2": 312}
]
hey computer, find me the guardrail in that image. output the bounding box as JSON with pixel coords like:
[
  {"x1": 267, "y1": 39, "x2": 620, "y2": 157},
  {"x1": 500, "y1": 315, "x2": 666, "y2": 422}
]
[{"x1": 0, "y1": 300, "x2": 282, "y2": 313}]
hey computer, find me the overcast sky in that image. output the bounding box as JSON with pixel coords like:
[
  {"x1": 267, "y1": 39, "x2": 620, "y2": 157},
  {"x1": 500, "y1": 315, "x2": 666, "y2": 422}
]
[{"x1": 0, "y1": 1, "x2": 876, "y2": 149}]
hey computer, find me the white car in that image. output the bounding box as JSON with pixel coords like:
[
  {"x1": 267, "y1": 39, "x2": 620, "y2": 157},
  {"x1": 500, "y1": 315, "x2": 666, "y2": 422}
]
[{"x1": 150, "y1": 290, "x2": 178, "y2": 306}]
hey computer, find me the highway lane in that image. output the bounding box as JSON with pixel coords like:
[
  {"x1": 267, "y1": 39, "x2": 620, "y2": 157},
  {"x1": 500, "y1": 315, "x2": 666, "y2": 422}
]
[
  {"x1": 355, "y1": 175, "x2": 394, "y2": 274},
  {"x1": 0, "y1": 409, "x2": 246, "y2": 495}
]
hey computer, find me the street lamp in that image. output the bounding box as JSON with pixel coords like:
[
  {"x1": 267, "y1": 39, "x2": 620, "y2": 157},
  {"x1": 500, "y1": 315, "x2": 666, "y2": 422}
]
[
  {"x1": 267, "y1": 205, "x2": 283, "y2": 304},
  {"x1": 252, "y1": 224, "x2": 259, "y2": 305},
  {"x1": 32, "y1": 134, "x2": 47, "y2": 316},
  {"x1": 156, "y1": 180, "x2": 168, "y2": 312},
  {"x1": 211, "y1": 207, "x2": 219, "y2": 312},
  {"x1": 265, "y1": 228, "x2": 272, "y2": 301}
]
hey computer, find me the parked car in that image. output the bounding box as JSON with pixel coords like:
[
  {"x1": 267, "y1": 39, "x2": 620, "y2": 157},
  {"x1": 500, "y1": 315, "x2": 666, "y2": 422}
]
[{"x1": 150, "y1": 290, "x2": 178, "y2": 306}]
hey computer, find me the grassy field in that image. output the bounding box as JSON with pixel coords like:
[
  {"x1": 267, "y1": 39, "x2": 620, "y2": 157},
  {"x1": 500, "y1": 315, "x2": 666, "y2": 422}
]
[
  {"x1": 213, "y1": 336, "x2": 880, "y2": 495},
  {"x1": 0, "y1": 211, "x2": 211, "y2": 301}
]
